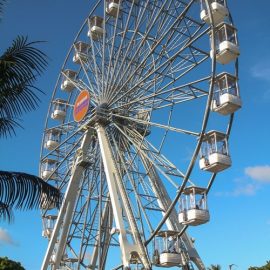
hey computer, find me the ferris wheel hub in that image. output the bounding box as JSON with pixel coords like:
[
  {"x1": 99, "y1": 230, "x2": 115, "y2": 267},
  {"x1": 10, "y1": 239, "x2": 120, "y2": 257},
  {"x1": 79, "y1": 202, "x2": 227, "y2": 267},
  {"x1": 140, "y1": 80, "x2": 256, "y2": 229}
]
[{"x1": 87, "y1": 103, "x2": 111, "y2": 126}]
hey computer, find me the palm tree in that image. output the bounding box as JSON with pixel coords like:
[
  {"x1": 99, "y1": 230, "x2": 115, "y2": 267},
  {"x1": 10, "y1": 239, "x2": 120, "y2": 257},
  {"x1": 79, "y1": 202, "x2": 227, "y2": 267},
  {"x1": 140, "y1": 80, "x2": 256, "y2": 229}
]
[
  {"x1": 0, "y1": 2, "x2": 61, "y2": 222},
  {"x1": 0, "y1": 0, "x2": 6, "y2": 18},
  {"x1": 207, "y1": 265, "x2": 222, "y2": 270}
]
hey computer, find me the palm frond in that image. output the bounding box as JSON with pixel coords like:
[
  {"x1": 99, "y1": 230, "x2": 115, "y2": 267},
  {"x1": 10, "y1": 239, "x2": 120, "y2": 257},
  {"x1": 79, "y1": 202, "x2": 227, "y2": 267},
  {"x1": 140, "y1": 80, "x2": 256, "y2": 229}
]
[
  {"x1": 0, "y1": 0, "x2": 7, "y2": 20},
  {"x1": 207, "y1": 265, "x2": 222, "y2": 270},
  {"x1": 0, "y1": 82, "x2": 42, "y2": 119},
  {"x1": 0, "y1": 117, "x2": 21, "y2": 138},
  {"x1": 0, "y1": 36, "x2": 48, "y2": 120},
  {"x1": 0, "y1": 202, "x2": 14, "y2": 223},
  {"x1": 0, "y1": 171, "x2": 62, "y2": 212}
]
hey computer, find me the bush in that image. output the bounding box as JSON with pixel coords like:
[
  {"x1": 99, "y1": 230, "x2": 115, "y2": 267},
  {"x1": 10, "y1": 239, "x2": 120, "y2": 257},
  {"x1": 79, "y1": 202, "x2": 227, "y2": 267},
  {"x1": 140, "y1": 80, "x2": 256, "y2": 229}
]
[
  {"x1": 249, "y1": 261, "x2": 270, "y2": 270},
  {"x1": 0, "y1": 257, "x2": 25, "y2": 270}
]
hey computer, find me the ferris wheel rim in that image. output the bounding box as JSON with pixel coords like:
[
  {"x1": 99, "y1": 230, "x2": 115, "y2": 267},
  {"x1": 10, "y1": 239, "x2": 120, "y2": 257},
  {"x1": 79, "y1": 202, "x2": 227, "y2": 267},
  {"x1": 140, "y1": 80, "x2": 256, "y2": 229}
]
[{"x1": 39, "y1": 1, "x2": 239, "y2": 269}]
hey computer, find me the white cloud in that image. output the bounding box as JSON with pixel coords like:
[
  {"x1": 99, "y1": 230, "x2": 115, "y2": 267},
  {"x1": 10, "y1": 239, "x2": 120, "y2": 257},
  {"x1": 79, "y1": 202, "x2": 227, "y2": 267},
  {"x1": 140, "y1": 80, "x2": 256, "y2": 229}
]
[
  {"x1": 251, "y1": 63, "x2": 270, "y2": 81},
  {"x1": 215, "y1": 183, "x2": 259, "y2": 197},
  {"x1": 245, "y1": 165, "x2": 270, "y2": 182},
  {"x1": 250, "y1": 63, "x2": 270, "y2": 101},
  {"x1": 231, "y1": 183, "x2": 259, "y2": 196},
  {"x1": 0, "y1": 228, "x2": 16, "y2": 246},
  {"x1": 263, "y1": 89, "x2": 270, "y2": 101},
  {"x1": 215, "y1": 165, "x2": 270, "y2": 197}
]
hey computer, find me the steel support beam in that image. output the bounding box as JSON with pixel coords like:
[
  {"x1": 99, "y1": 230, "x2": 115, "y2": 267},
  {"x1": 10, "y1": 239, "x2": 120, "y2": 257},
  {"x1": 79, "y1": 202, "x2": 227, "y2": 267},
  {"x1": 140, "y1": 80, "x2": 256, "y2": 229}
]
[
  {"x1": 141, "y1": 156, "x2": 205, "y2": 270},
  {"x1": 96, "y1": 124, "x2": 151, "y2": 269},
  {"x1": 41, "y1": 130, "x2": 93, "y2": 270},
  {"x1": 89, "y1": 198, "x2": 111, "y2": 269}
]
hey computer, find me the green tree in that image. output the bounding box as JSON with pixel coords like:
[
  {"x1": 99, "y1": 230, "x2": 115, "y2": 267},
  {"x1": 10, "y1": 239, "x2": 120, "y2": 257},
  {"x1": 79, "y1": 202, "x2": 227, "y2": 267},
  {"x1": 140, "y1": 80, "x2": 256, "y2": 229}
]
[
  {"x1": 0, "y1": 1, "x2": 61, "y2": 222},
  {"x1": 207, "y1": 265, "x2": 222, "y2": 270},
  {"x1": 0, "y1": 257, "x2": 25, "y2": 270},
  {"x1": 249, "y1": 261, "x2": 270, "y2": 270}
]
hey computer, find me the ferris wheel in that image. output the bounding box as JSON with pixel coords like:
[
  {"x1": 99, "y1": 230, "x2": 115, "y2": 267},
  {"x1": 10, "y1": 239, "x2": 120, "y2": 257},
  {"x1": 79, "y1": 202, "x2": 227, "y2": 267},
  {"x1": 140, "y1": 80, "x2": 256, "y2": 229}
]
[{"x1": 39, "y1": 0, "x2": 241, "y2": 269}]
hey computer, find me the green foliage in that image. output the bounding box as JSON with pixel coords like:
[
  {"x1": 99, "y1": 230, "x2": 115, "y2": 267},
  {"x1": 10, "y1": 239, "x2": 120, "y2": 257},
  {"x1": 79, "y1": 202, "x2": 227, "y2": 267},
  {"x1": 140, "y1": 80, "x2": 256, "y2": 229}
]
[
  {"x1": 0, "y1": 171, "x2": 62, "y2": 222},
  {"x1": 0, "y1": 0, "x2": 7, "y2": 19},
  {"x1": 0, "y1": 257, "x2": 25, "y2": 270},
  {"x1": 207, "y1": 265, "x2": 222, "y2": 270},
  {"x1": 0, "y1": 35, "x2": 47, "y2": 138},
  {"x1": 0, "y1": 202, "x2": 13, "y2": 222},
  {"x1": 249, "y1": 261, "x2": 270, "y2": 270},
  {"x1": 0, "y1": 5, "x2": 62, "y2": 223}
]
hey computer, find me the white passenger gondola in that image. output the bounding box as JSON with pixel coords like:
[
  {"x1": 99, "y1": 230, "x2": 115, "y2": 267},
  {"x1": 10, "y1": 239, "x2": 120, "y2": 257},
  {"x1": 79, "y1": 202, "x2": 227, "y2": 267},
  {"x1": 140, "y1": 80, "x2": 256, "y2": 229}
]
[
  {"x1": 106, "y1": 0, "x2": 120, "y2": 17},
  {"x1": 42, "y1": 215, "x2": 57, "y2": 239},
  {"x1": 41, "y1": 158, "x2": 58, "y2": 180},
  {"x1": 200, "y1": 0, "x2": 228, "y2": 25},
  {"x1": 135, "y1": 109, "x2": 151, "y2": 136},
  {"x1": 88, "y1": 16, "x2": 104, "y2": 41},
  {"x1": 44, "y1": 128, "x2": 61, "y2": 150},
  {"x1": 153, "y1": 231, "x2": 186, "y2": 267},
  {"x1": 136, "y1": 109, "x2": 150, "y2": 122},
  {"x1": 63, "y1": 258, "x2": 79, "y2": 263},
  {"x1": 51, "y1": 99, "x2": 67, "y2": 121},
  {"x1": 179, "y1": 186, "x2": 209, "y2": 226},
  {"x1": 73, "y1": 41, "x2": 89, "y2": 64},
  {"x1": 211, "y1": 72, "x2": 242, "y2": 115},
  {"x1": 210, "y1": 23, "x2": 240, "y2": 65},
  {"x1": 41, "y1": 193, "x2": 57, "y2": 210},
  {"x1": 199, "y1": 131, "x2": 231, "y2": 173},
  {"x1": 61, "y1": 69, "x2": 77, "y2": 92},
  {"x1": 50, "y1": 253, "x2": 68, "y2": 263}
]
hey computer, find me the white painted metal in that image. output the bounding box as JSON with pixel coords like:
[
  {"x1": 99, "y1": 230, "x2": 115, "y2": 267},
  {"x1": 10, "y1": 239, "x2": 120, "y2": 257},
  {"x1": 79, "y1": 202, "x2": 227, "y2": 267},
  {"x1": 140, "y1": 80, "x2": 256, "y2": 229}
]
[
  {"x1": 209, "y1": 152, "x2": 231, "y2": 170},
  {"x1": 106, "y1": 1, "x2": 120, "y2": 17},
  {"x1": 44, "y1": 140, "x2": 58, "y2": 150},
  {"x1": 200, "y1": 1, "x2": 228, "y2": 25},
  {"x1": 41, "y1": 170, "x2": 52, "y2": 180},
  {"x1": 44, "y1": 130, "x2": 60, "y2": 150},
  {"x1": 73, "y1": 52, "x2": 87, "y2": 64},
  {"x1": 73, "y1": 41, "x2": 89, "y2": 64},
  {"x1": 61, "y1": 70, "x2": 77, "y2": 92},
  {"x1": 210, "y1": 23, "x2": 240, "y2": 65},
  {"x1": 96, "y1": 124, "x2": 151, "y2": 269},
  {"x1": 179, "y1": 186, "x2": 209, "y2": 226},
  {"x1": 159, "y1": 253, "x2": 184, "y2": 267},
  {"x1": 41, "y1": 159, "x2": 57, "y2": 180},
  {"x1": 42, "y1": 215, "x2": 57, "y2": 239},
  {"x1": 51, "y1": 109, "x2": 65, "y2": 121},
  {"x1": 40, "y1": 193, "x2": 57, "y2": 210},
  {"x1": 41, "y1": 130, "x2": 93, "y2": 270},
  {"x1": 88, "y1": 200, "x2": 111, "y2": 269},
  {"x1": 211, "y1": 41, "x2": 240, "y2": 65},
  {"x1": 40, "y1": 0, "x2": 240, "y2": 268},
  {"x1": 88, "y1": 16, "x2": 104, "y2": 41},
  {"x1": 51, "y1": 99, "x2": 66, "y2": 121},
  {"x1": 211, "y1": 93, "x2": 242, "y2": 115},
  {"x1": 141, "y1": 157, "x2": 205, "y2": 270},
  {"x1": 187, "y1": 209, "x2": 210, "y2": 225},
  {"x1": 61, "y1": 80, "x2": 76, "y2": 92},
  {"x1": 88, "y1": 26, "x2": 104, "y2": 40},
  {"x1": 200, "y1": 152, "x2": 231, "y2": 172},
  {"x1": 136, "y1": 109, "x2": 150, "y2": 121},
  {"x1": 200, "y1": 131, "x2": 231, "y2": 173},
  {"x1": 179, "y1": 209, "x2": 210, "y2": 226},
  {"x1": 42, "y1": 228, "x2": 52, "y2": 238}
]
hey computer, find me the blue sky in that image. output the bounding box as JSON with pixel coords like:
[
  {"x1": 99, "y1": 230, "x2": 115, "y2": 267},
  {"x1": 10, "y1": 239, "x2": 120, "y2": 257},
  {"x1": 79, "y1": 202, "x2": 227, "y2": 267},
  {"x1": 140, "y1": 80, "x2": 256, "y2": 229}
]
[{"x1": 0, "y1": 0, "x2": 270, "y2": 269}]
